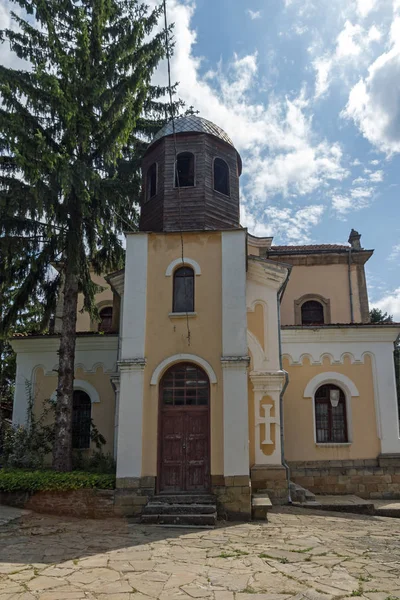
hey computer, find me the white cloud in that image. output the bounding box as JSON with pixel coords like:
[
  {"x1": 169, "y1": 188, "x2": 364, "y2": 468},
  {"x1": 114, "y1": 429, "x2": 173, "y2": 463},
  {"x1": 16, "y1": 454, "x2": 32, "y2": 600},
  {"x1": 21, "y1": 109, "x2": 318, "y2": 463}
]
[
  {"x1": 265, "y1": 205, "x2": 325, "y2": 243},
  {"x1": 356, "y1": 0, "x2": 378, "y2": 18},
  {"x1": 370, "y1": 159, "x2": 380, "y2": 165},
  {"x1": 352, "y1": 176, "x2": 367, "y2": 184},
  {"x1": 344, "y1": 18, "x2": 400, "y2": 154},
  {"x1": 332, "y1": 186, "x2": 374, "y2": 214},
  {"x1": 313, "y1": 56, "x2": 333, "y2": 97},
  {"x1": 371, "y1": 288, "x2": 400, "y2": 320},
  {"x1": 369, "y1": 169, "x2": 384, "y2": 182},
  {"x1": 351, "y1": 158, "x2": 362, "y2": 166},
  {"x1": 336, "y1": 21, "x2": 364, "y2": 58},
  {"x1": 389, "y1": 243, "x2": 400, "y2": 260},
  {"x1": 247, "y1": 9, "x2": 262, "y2": 20},
  {"x1": 152, "y1": 0, "x2": 348, "y2": 204}
]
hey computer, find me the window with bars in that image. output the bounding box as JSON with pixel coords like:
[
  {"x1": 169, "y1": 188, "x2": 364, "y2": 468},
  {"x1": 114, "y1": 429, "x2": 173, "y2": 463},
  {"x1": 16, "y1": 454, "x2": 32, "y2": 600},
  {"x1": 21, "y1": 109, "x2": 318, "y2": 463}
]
[
  {"x1": 315, "y1": 384, "x2": 348, "y2": 443},
  {"x1": 98, "y1": 306, "x2": 113, "y2": 332},
  {"x1": 301, "y1": 300, "x2": 324, "y2": 325},
  {"x1": 161, "y1": 363, "x2": 209, "y2": 407},
  {"x1": 175, "y1": 152, "x2": 195, "y2": 187},
  {"x1": 72, "y1": 391, "x2": 91, "y2": 449},
  {"x1": 213, "y1": 158, "x2": 230, "y2": 196},
  {"x1": 173, "y1": 266, "x2": 194, "y2": 313}
]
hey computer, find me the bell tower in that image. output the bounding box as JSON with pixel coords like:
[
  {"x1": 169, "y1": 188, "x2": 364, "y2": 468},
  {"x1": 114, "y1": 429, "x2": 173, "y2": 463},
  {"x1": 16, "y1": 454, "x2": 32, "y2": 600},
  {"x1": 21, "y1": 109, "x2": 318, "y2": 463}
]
[{"x1": 139, "y1": 115, "x2": 242, "y2": 232}]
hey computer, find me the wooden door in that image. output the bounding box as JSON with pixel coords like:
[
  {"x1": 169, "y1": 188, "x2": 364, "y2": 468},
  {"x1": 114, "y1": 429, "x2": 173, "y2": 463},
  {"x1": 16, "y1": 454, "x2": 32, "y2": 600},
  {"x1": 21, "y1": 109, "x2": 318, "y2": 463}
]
[{"x1": 159, "y1": 363, "x2": 210, "y2": 493}]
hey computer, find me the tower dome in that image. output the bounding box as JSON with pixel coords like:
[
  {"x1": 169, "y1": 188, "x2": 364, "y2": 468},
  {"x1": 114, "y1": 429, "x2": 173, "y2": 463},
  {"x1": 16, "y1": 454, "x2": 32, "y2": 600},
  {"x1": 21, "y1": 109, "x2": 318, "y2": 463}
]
[{"x1": 139, "y1": 115, "x2": 242, "y2": 232}]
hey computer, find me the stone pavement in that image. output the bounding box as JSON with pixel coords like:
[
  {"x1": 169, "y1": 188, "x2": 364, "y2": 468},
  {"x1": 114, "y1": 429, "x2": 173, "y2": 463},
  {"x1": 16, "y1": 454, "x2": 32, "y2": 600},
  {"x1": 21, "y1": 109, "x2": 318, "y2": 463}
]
[
  {"x1": 0, "y1": 506, "x2": 400, "y2": 600},
  {"x1": 0, "y1": 505, "x2": 30, "y2": 527}
]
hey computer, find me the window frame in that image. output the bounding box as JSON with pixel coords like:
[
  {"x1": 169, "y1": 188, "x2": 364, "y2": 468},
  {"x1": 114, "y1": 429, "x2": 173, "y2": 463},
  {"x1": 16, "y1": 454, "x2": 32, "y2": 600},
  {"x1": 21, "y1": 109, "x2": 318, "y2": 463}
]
[
  {"x1": 98, "y1": 305, "x2": 113, "y2": 333},
  {"x1": 146, "y1": 162, "x2": 158, "y2": 201},
  {"x1": 294, "y1": 294, "x2": 331, "y2": 325},
  {"x1": 160, "y1": 362, "x2": 210, "y2": 408},
  {"x1": 314, "y1": 384, "x2": 348, "y2": 444},
  {"x1": 213, "y1": 157, "x2": 230, "y2": 197},
  {"x1": 301, "y1": 300, "x2": 325, "y2": 326},
  {"x1": 174, "y1": 152, "x2": 196, "y2": 188},
  {"x1": 72, "y1": 390, "x2": 92, "y2": 450},
  {"x1": 172, "y1": 265, "x2": 195, "y2": 313}
]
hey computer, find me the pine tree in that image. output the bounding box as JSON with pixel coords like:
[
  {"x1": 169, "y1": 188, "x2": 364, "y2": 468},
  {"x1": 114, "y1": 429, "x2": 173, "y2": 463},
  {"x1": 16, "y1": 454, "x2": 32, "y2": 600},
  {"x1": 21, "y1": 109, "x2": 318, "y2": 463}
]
[{"x1": 0, "y1": 0, "x2": 180, "y2": 471}]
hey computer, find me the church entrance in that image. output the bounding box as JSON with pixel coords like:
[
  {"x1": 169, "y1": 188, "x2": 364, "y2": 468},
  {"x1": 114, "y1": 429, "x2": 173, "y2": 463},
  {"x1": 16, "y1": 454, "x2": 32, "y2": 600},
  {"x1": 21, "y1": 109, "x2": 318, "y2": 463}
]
[{"x1": 158, "y1": 363, "x2": 210, "y2": 493}]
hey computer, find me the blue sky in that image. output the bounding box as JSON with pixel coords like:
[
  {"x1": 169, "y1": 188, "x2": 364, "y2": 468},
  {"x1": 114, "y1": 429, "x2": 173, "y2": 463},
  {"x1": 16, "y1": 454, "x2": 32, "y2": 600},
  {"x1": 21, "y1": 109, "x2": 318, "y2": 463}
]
[
  {"x1": 151, "y1": 0, "x2": 400, "y2": 318},
  {"x1": 1, "y1": 0, "x2": 399, "y2": 318}
]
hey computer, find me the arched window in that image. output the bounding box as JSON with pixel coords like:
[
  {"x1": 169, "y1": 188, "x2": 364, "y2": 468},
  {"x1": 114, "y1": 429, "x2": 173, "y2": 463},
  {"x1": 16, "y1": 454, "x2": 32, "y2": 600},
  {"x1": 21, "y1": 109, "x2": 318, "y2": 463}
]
[
  {"x1": 175, "y1": 152, "x2": 195, "y2": 187},
  {"x1": 99, "y1": 306, "x2": 113, "y2": 332},
  {"x1": 72, "y1": 391, "x2": 91, "y2": 449},
  {"x1": 161, "y1": 363, "x2": 209, "y2": 406},
  {"x1": 173, "y1": 266, "x2": 194, "y2": 313},
  {"x1": 301, "y1": 300, "x2": 324, "y2": 325},
  {"x1": 315, "y1": 384, "x2": 348, "y2": 443},
  {"x1": 213, "y1": 158, "x2": 230, "y2": 196},
  {"x1": 146, "y1": 162, "x2": 157, "y2": 200}
]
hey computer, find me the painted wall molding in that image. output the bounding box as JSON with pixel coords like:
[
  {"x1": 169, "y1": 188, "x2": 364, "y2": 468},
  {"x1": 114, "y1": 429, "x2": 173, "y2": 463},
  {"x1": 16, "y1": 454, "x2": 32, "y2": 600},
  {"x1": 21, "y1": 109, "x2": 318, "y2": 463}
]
[
  {"x1": 304, "y1": 371, "x2": 360, "y2": 399},
  {"x1": 150, "y1": 353, "x2": 217, "y2": 385},
  {"x1": 50, "y1": 379, "x2": 100, "y2": 404},
  {"x1": 165, "y1": 257, "x2": 201, "y2": 276}
]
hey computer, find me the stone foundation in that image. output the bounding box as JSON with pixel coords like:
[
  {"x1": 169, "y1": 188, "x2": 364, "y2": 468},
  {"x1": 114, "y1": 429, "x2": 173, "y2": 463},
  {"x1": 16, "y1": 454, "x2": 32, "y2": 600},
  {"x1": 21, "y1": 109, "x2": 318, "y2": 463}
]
[
  {"x1": 289, "y1": 455, "x2": 400, "y2": 500},
  {"x1": 0, "y1": 489, "x2": 116, "y2": 519},
  {"x1": 114, "y1": 476, "x2": 156, "y2": 517},
  {"x1": 211, "y1": 475, "x2": 251, "y2": 520},
  {"x1": 0, "y1": 476, "x2": 157, "y2": 519},
  {"x1": 251, "y1": 465, "x2": 289, "y2": 505}
]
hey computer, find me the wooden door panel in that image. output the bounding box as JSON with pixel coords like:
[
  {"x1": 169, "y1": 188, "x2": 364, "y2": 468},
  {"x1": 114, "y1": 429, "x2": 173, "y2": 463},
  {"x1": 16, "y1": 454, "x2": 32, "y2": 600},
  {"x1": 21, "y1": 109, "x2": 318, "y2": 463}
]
[
  {"x1": 185, "y1": 411, "x2": 209, "y2": 491},
  {"x1": 160, "y1": 412, "x2": 184, "y2": 491}
]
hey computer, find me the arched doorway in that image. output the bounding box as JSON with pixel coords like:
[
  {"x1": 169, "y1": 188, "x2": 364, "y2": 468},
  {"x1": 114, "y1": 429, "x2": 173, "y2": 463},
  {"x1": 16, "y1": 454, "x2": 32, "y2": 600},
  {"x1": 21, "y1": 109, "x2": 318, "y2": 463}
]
[{"x1": 158, "y1": 362, "x2": 210, "y2": 492}]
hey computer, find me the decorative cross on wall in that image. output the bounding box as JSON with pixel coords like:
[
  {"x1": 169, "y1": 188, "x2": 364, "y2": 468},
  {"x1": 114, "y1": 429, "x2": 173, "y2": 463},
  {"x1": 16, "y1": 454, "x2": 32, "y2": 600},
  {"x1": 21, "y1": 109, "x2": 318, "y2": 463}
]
[{"x1": 256, "y1": 403, "x2": 278, "y2": 445}]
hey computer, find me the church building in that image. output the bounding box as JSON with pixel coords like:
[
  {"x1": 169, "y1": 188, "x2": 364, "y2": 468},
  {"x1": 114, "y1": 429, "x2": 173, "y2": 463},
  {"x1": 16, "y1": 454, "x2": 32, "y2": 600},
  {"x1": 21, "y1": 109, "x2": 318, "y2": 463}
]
[{"x1": 11, "y1": 116, "x2": 400, "y2": 520}]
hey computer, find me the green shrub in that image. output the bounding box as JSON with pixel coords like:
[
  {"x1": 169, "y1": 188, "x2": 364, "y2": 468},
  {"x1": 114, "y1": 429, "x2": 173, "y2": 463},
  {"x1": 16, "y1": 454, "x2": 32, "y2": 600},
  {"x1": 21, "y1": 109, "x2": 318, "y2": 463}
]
[
  {"x1": 0, "y1": 469, "x2": 115, "y2": 492},
  {"x1": 72, "y1": 450, "x2": 116, "y2": 474}
]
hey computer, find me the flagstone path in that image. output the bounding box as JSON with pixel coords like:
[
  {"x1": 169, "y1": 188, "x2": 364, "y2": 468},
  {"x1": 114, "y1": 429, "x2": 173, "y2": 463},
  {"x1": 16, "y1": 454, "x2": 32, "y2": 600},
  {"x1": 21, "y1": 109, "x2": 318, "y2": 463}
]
[{"x1": 0, "y1": 507, "x2": 399, "y2": 600}]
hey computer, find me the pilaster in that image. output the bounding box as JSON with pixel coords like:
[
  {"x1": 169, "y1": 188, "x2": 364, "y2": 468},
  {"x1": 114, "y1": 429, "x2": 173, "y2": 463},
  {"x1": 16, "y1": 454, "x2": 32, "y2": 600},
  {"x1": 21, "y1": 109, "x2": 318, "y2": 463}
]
[
  {"x1": 116, "y1": 359, "x2": 146, "y2": 480},
  {"x1": 250, "y1": 371, "x2": 286, "y2": 466}
]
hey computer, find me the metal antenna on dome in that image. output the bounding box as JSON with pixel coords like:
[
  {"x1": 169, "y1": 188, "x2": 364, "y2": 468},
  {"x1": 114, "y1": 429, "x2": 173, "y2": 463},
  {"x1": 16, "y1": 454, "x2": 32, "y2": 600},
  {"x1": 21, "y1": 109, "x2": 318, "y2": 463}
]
[{"x1": 163, "y1": 0, "x2": 191, "y2": 346}]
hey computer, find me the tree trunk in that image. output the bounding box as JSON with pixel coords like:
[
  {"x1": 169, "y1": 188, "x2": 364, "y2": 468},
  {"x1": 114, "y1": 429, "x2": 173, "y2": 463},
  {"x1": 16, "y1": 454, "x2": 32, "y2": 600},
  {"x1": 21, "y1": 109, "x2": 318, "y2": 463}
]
[{"x1": 52, "y1": 220, "x2": 81, "y2": 471}]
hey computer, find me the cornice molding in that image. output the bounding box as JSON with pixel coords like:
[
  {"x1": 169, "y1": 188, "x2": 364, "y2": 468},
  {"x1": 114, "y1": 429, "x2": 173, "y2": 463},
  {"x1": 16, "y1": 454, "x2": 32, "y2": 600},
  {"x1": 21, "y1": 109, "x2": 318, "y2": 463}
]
[
  {"x1": 11, "y1": 335, "x2": 119, "y2": 354},
  {"x1": 247, "y1": 258, "x2": 289, "y2": 289},
  {"x1": 250, "y1": 370, "x2": 287, "y2": 392},
  {"x1": 281, "y1": 327, "x2": 400, "y2": 344}
]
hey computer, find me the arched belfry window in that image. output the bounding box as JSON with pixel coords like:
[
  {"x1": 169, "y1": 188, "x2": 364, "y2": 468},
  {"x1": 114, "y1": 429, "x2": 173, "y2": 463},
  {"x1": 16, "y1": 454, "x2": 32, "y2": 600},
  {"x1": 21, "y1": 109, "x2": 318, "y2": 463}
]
[
  {"x1": 99, "y1": 306, "x2": 113, "y2": 332},
  {"x1": 72, "y1": 391, "x2": 91, "y2": 449},
  {"x1": 173, "y1": 266, "x2": 194, "y2": 313},
  {"x1": 146, "y1": 162, "x2": 157, "y2": 200},
  {"x1": 213, "y1": 158, "x2": 230, "y2": 196},
  {"x1": 315, "y1": 384, "x2": 348, "y2": 443},
  {"x1": 175, "y1": 152, "x2": 195, "y2": 187},
  {"x1": 301, "y1": 300, "x2": 324, "y2": 325}
]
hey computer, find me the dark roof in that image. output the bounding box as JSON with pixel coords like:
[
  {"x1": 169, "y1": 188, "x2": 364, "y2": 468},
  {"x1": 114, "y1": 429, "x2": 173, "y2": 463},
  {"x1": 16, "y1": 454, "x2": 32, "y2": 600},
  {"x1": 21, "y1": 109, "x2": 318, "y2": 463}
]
[
  {"x1": 269, "y1": 244, "x2": 352, "y2": 253},
  {"x1": 149, "y1": 115, "x2": 235, "y2": 148}
]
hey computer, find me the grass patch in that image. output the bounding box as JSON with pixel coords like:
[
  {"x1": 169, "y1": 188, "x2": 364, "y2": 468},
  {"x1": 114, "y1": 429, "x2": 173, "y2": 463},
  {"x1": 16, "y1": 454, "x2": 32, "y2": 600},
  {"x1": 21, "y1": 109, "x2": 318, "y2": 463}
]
[
  {"x1": 218, "y1": 549, "x2": 249, "y2": 559},
  {"x1": 350, "y1": 590, "x2": 363, "y2": 597},
  {"x1": 242, "y1": 587, "x2": 257, "y2": 594},
  {"x1": 0, "y1": 469, "x2": 115, "y2": 492},
  {"x1": 291, "y1": 547, "x2": 314, "y2": 554}
]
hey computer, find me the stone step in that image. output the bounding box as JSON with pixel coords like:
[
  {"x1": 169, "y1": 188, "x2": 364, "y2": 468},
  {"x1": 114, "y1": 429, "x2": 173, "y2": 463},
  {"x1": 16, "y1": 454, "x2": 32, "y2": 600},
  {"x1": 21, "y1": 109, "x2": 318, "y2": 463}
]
[
  {"x1": 293, "y1": 494, "x2": 375, "y2": 515},
  {"x1": 252, "y1": 492, "x2": 273, "y2": 521},
  {"x1": 141, "y1": 513, "x2": 217, "y2": 527},
  {"x1": 151, "y1": 494, "x2": 216, "y2": 505},
  {"x1": 143, "y1": 503, "x2": 216, "y2": 515}
]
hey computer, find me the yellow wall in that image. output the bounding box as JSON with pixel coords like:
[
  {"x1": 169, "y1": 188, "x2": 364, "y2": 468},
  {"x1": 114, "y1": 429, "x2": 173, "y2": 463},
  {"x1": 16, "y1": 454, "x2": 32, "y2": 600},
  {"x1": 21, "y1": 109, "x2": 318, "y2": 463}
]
[
  {"x1": 280, "y1": 263, "x2": 362, "y2": 325},
  {"x1": 142, "y1": 231, "x2": 224, "y2": 477},
  {"x1": 282, "y1": 354, "x2": 379, "y2": 461},
  {"x1": 34, "y1": 366, "x2": 115, "y2": 455},
  {"x1": 76, "y1": 273, "x2": 113, "y2": 332}
]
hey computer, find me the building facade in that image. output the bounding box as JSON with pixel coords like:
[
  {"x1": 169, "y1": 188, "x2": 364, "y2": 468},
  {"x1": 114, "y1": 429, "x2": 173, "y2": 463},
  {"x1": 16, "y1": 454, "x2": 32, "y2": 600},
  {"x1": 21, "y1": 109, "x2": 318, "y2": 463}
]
[{"x1": 11, "y1": 116, "x2": 400, "y2": 518}]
